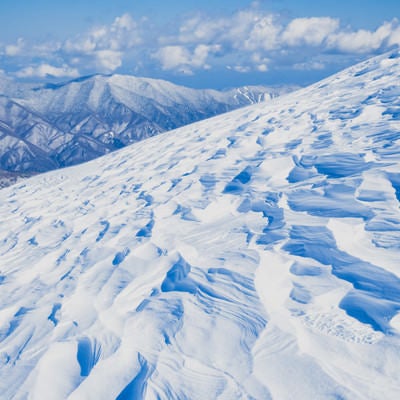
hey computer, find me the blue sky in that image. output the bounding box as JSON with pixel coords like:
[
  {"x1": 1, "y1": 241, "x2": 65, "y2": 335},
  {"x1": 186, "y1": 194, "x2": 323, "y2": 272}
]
[{"x1": 0, "y1": 0, "x2": 399, "y2": 88}]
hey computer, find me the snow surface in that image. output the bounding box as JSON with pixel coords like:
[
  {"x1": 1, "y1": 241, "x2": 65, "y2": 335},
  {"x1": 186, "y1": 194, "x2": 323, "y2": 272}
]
[{"x1": 1, "y1": 52, "x2": 400, "y2": 399}]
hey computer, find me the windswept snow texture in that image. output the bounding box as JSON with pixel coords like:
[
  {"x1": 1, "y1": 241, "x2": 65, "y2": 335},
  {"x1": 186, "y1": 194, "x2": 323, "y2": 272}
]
[
  {"x1": 0, "y1": 74, "x2": 294, "y2": 175},
  {"x1": 1, "y1": 52, "x2": 400, "y2": 399}
]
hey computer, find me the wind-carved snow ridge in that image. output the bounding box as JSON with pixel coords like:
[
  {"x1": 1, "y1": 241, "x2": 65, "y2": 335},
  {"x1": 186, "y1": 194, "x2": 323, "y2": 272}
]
[{"x1": 1, "y1": 51, "x2": 400, "y2": 399}]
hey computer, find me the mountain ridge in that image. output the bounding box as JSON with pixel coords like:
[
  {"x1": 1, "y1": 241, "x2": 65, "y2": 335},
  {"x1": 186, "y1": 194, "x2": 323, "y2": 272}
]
[{"x1": 0, "y1": 74, "x2": 297, "y2": 176}]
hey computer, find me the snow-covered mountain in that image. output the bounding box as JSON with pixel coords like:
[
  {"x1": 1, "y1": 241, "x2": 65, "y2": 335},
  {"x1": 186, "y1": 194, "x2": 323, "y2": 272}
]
[
  {"x1": 0, "y1": 74, "x2": 295, "y2": 174},
  {"x1": 1, "y1": 51, "x2": 400, "y2": 399}
]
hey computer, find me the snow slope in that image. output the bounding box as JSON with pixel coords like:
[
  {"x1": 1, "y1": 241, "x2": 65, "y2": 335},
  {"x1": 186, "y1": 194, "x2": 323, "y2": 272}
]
[
  {"x1": 0, "y1": 169, "x2": 33, "y2": 190},
  {"x1": 1, "y1": 51, "x2": 400, "y2": 399},
  {"x1": 0, "y1": 75, "x2": 294, "y2": 174}
]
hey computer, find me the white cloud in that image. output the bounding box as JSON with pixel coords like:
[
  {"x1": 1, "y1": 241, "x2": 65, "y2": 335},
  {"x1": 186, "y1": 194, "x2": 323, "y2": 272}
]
[
  {"x1": 193, "y1": 44, "x2": 219, "y2": 68},
  {"x1": 5, "y1": 38, "x2": 25, "y2": 56},
  {"x1": 95, "y1": 50, "x2": 123, "y2": 71},
  {"x1": 328, "y1": 20, "x2": 399, "y2": 53},
  {"x1": 62, "y1": 13, "x2": 142, "y2": 72},
  {"x1": 154, "y1": 44, "x2": 220, "y2": 71},
  {"x1": 227, "y1": 65, "x2": 251, "y2": 73},
  {"x1": 241, "y1": 13, "x2": 281, "y2": 51},
  {"x1": 64, "y1": 38, "x2": 96, "y2": 53},
  {"x1": 155, "y1": 11, "x2": 341, "y2": 74},
  {"x1": 256, "y1": 64, "x2": 268, "y2": 72},
  {"x1": 174, "y1": 10, "x2": 281, "y2": 52},
  {"x1": 156, "y1": 9, "x2": 281, "y2": 73},
  {"x1": 154, "y1": 46, "x2": 191, "y2": 70},
  {"x1": 114, "y1": 13, "x2": 136, "y2": 31},
  {"x1": 153, "y1": 10, "x2": 400, "y2": 74},
  {"x1": 15, "y1": 64, "x2": 80, "y2": 78},
  {"x1": 293, "y1": 61, "x2": 325, "y2": 71},
  {"x1": 2, "y1": 8, "x2": 400, "y2": 79},
  {"x1": 252, "y1": 53, "x2": 270, "y2": 72},
  {"x1": 176, "y1": 15, "x2": 226, "y2": 44},
  {"x1": 33, "y1": 42, "x2": 62, "y2": 56},
  {"x1": 388, "y1": 25, "x2": 400, "y2": 46},
  {"x1": 219, "y1": 10, "x2": 258, "y2": 47},
  {"x1": 283, "y1": 17, "x2": 339, "y2": 47},
  {"x1": 65, "y1": 13, "x2": 141, "y2": 55}
]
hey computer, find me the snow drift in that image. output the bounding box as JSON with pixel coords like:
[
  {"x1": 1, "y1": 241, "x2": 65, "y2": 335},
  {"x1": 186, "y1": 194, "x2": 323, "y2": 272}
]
[{"x1": 0, "y1": 52, "x2": 400, "y2": 399}]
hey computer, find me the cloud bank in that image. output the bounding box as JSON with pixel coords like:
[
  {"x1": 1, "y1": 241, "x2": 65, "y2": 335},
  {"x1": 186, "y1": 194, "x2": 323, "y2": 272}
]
[
  {"x1": 15, "y1": 64, "x2": 80, "y2": 79},
  {"x1": 2, "y1": 7, "x2": 399, "y2": 80}
]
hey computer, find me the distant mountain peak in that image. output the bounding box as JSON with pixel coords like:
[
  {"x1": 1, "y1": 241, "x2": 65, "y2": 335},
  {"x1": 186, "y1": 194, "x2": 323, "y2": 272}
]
[{"x1": 0, "y1": 74, "x2": 297, "y2": 176}]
